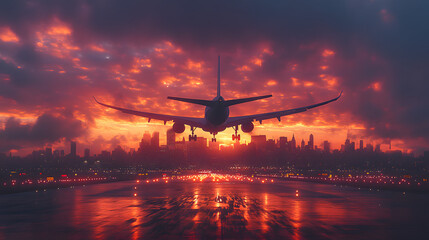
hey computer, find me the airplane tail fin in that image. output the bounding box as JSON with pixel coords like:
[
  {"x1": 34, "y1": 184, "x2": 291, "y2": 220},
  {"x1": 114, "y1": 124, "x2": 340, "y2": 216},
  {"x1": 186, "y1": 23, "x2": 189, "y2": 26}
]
[
  {"x1": 224, "y1": 95, "x2": 272, "y2": 107},
  {"x1": 168, "y1": 56, "x2": 272, "y2": 107},
  {"x1": 217, "y1": 56, "x2": 221, "y2": 97}
]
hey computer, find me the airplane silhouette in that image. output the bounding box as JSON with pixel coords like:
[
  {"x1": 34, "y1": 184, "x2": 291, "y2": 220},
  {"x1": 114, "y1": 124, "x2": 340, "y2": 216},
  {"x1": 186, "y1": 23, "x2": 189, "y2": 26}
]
[{"x1": 95, "y1": 56, "x2": 342, "y2": 142}]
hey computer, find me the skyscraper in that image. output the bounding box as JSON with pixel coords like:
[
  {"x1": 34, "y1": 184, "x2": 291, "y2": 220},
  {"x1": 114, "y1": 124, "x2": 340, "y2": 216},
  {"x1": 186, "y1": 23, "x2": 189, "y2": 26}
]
[
  {"x1": 366, "y1": 143, "x2": 374, "y2": 152},
  {"x1": 84, "y1": 148, "x2": 90, "y2": 159},
  {"x1": 359, "y1": 140, "x2": 364, "y2": 150},
  {"x1": 290, "y1": 134, "x2": 296, "y2": 150},
  {"x1": 45, "y1": 147, "x2": 52, "y2": 157},
  {"x1": 301, "y1": 139, "x2": 305, "y2": 150},
  {"x1": 151, "y1": 132, "x2": 159, "y2": 149},
  {"x1": 139, "y1": 132, "x2": 151, "y2": 151},
  {"x1": 251, "y1": 135, "x2": 267, "y2": 149},
  {"x1": 143, "y1": 132, "x2": 151, "y2": 145},
  {"x1": 323, "y1": 140, "x2": 330, "y2": 153},
  {"x1": 308, "y1": 134, "x2": 314, "y2": 150},
  {"x1": 167, "y1": 128, "x2": 176, "y2": 148},
  {"x1": 279, "y1": 137, "x2": 288, "y2": 149},
  {"x1": 45, "y1": 147, "x2": 53, "y2": 164},
  {"x1": 375, "y1": 144, "x2": 381, "y2": 153},
  {"x1": 70, "y1": 141, "x2": 76, "y2": 159}
]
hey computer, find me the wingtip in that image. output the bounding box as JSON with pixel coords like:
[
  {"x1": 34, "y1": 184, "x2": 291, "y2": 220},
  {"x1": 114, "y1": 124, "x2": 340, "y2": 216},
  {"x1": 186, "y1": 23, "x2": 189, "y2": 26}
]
[{"x1": 93, "y1": 96, "x2": 100, "y2": 104}]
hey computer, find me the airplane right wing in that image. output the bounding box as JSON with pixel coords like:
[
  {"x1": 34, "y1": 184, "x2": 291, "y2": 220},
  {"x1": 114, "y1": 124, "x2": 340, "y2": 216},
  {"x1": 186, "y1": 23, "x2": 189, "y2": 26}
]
[
  {"x1": 94, "y1": 97, "x2": 206, "y2": 128},
  {"x1": 224, "y1": 91, "x2": 342, "y2": 127}
]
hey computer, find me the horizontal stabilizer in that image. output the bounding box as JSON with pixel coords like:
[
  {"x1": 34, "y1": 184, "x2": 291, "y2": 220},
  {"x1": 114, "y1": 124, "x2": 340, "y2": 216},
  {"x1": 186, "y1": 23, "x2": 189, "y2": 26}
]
[
  {"x1": 224, "y1": 95, "x2": 272, "y2": 106},
  {"x1": 167, "y1": 96, "x2": 213, "y2": 106}
]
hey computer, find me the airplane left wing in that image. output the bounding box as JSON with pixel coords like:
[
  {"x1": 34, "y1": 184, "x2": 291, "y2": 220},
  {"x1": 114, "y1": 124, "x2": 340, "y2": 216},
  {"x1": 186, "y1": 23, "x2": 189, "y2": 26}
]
[
  {"x1": 94, "y1": 97, "x2": 206, "y2": 128},
  {"x1": 224, "y1": 91, "x2": 342, "y2": 127}
]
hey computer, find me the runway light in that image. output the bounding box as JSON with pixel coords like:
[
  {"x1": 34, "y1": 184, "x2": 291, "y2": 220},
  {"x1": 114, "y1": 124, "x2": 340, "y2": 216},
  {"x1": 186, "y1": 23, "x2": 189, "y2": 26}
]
[
  {"x1": 136, "y1": 180, "x2": 140, "y2": 183},
  {"x1": 134, "y1": 193, "x2": 137, "y2": 197}
]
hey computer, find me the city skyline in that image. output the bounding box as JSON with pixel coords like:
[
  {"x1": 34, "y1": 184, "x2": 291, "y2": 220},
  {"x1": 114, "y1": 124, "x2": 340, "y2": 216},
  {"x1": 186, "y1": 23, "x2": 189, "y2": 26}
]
[
  {"x1": 1, "y1": 1, "x2": 429, "y2": 157},
  {"x1": 15, "y1": 129, "x2": 414, "y2": 159}
]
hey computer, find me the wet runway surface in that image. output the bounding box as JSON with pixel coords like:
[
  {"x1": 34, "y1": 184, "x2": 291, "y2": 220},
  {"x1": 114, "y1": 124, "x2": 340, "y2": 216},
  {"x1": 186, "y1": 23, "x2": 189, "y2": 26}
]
[{"x1": 1, "y1": 177, "x2": 429, "y2": 239}]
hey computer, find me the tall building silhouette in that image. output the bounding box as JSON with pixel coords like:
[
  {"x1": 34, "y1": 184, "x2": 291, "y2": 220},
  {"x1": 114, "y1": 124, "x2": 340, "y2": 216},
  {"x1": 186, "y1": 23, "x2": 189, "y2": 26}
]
[
  {"x1": 84, "y1": 148, "x2": 90, "y2": 159},
  {"x1": 290, "y1": 134, "x2": 296, "y2": 150},
  {"x1": 308, "y1": 134, "x2": 314, "y2": 150},
  {"x1": 323, "y1": 140, "x2": 330, "y2": 153},
  {"x1": 359, "y1": 140, "x2": 364, "y2": 150},
  {"x1": 139, "y1": 131, "x2": 151, "y2": 151},
  {"x1": 251, "y1": 135, "x2": 266, "y2": 149},
  {"x1": 375, "y1": 144, "x2": 381, "y2": 153},
  {"x1": 151, "y1": 132, "x2": 159, "y2": 149},
  {"x1": 366, "y1": 143, "x2": 374, "y2": 152},
  {"x1": 70, "y1": 141, "x2": 76, "y2": 159},
  {"x1": 279, "y1": 137, "x2": 288, "y2": 149},
  {"x1": 142, "y1": 132, "x2": 151, "y2": 145},
  {"x1": 167, "y1": 128, "x2": 175, "y2": 148}
]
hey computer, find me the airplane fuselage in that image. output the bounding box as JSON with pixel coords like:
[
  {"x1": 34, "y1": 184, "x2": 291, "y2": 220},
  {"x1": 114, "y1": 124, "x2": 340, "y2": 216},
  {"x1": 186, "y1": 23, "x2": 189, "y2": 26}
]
[{"x1": 204, "y1": 96, "x2": 229, "y2": 131}]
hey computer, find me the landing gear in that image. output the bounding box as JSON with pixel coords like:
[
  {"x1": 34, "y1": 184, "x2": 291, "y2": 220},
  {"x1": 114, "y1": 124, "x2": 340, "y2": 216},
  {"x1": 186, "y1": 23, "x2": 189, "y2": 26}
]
[
  {"x1": 232, "y1": 126, "x2": 240, "y2": 141},
  {"x1": 212, "y1": 132, "x2": 217, "y2": 142},
  {"x1": 189, "y1": 126, "x2": 197, "y2": 141}
]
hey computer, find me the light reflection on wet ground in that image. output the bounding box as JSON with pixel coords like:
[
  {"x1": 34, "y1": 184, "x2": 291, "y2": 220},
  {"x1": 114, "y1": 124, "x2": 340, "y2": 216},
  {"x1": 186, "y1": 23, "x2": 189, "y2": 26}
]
[{"x1": 1, "y1": 179, "x2": 429, "y2": 239}]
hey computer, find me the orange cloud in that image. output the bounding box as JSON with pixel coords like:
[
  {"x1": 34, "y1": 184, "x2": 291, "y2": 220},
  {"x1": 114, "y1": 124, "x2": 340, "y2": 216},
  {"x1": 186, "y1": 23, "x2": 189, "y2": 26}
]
[
  {"x1": 236, "y1": 65, "x2": 252, "y2": 72},
  {"x1": 0, "y1": 27, "x2": 19, "y2": 43},
  {"x1": 369, "y1": 82, "x2": 382, "y2": 91},
  {"x1": 89, "y1": 44, "x2": 106, "y2": 52},
  {"x1": 319, "y1": 74, "x2": 338, "y2": 88},
  {"x1": 291, "y1": 77, "x2": 300, "y2": 86},
  {"x1": 322, "y1": 49, "x2": 335, "y2": 57},
  {"x1": 47, "y1": 25, "x2": 72, "y2": 35},
  {"x1": 186, "y1": 59, "x2": 202, "y2": 70},
  {"x1": 252, "y1": 58, "x2": 263, "y2": 67},
  {"x1": 304, "y1": 81, "x2": 314, "y2": 87},
  {"x1": 266, "y1": 80, "x2": 278, "y2": 86}
]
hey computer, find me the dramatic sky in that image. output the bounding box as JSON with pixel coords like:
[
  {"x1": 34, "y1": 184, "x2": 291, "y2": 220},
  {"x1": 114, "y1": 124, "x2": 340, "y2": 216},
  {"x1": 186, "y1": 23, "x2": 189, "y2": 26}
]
[{"x1": 1, "y1": 0, "x2": 428, "y2": 156}]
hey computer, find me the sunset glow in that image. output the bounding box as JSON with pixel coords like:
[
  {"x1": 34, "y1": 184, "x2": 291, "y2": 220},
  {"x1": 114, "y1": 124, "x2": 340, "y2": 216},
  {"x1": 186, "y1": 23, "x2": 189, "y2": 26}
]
[{"x1": 0, "y1": 1, "x2": 428, "y2": 157}]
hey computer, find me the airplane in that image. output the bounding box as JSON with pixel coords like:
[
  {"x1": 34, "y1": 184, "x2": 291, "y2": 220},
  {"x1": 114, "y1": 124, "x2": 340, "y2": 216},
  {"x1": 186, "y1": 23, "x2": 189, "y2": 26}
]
[{"x1": 94, "y1": 56, "x2": 342, "y2": 142}]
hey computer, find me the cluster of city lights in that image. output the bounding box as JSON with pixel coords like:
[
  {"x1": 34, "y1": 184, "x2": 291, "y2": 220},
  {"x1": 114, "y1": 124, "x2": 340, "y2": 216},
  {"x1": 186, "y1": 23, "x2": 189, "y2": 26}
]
[
  {"x1": 136, "y1": 173, "x2": 275, "y2": 185},
  {"x1": 132, "y1": 174, "x2": 275, "y2": 197},
  {"x1": 3, "y1": 175, "x2": 110, "y2": 188},
  {"x1": 285, "y1": 174, "x2": 425, "y2": 187}
]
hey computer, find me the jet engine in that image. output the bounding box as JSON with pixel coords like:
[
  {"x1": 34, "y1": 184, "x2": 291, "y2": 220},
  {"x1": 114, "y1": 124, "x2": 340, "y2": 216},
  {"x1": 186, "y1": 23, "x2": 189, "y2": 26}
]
[
  {"x1": 172, "y1": 123, "x2": 185, "y2": 133},
  {"x1": 241, "y1": 122, "x2": 254, "y2": 132}
]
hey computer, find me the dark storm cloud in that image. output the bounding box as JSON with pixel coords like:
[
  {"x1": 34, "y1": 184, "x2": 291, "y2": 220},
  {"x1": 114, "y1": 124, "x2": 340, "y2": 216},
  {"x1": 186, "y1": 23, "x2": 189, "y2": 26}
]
[
  {"x1": 0, "y1": 0, "x2": 429, "y2": 152},
  {"x1": 0, "y1": 114, "x2": 87, "y2": 151}
]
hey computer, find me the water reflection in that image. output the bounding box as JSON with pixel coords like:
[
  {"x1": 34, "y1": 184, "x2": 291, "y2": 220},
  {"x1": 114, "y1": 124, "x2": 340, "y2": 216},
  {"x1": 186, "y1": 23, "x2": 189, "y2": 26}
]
[
  {"x1": 291, "y1": 197, "x2": 302, "y2": 240},
  {"x1": 1, "y1": 180, "x2": 429, "y2": 239}
]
